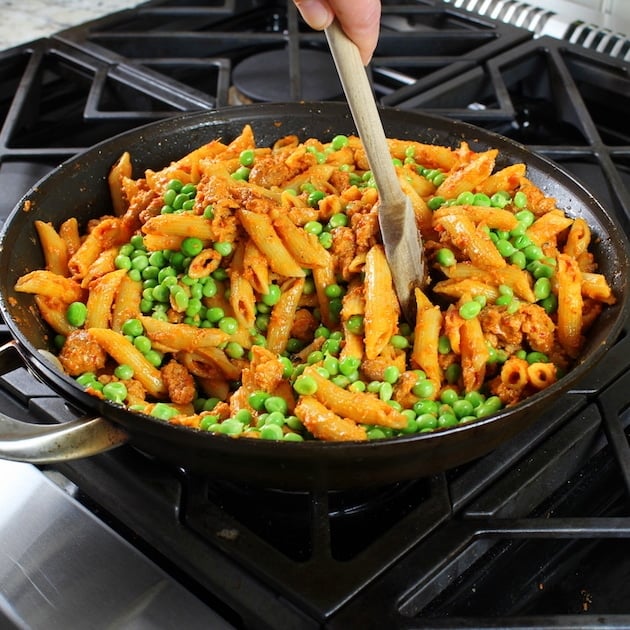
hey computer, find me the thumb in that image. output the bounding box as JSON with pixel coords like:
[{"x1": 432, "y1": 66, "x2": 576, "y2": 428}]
[{"x1": 293, "y1": 0, "x2": 334, "y2": 31}]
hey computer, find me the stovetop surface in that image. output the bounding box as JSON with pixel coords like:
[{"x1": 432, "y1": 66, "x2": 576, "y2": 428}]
[{"x1": 1, "y1": 1, "x2": 630, "y2": 629}]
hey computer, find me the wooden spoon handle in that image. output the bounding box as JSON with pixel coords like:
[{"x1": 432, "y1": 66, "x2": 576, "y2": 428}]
[{"x1": 324, "y1": 20, "x2": 404, "y2": 208}]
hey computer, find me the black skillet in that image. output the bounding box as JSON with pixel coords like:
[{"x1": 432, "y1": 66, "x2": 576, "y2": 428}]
[{"x1": 0, "y1": 102, "x2": 627, "y2": 490}]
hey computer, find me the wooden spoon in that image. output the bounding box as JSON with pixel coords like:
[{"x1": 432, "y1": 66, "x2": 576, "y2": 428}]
[{"x1": 325, "y1": 20, "x2": 425, "y2": 323}]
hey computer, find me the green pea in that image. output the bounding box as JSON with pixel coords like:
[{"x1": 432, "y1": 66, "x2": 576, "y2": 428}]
[
  {"x1": 509, "y1": 251, "x2": 527, "y2": 269},
  {"x1": 303, "y1": 277, "x2": 316, "y2": 295},
  {"x1": 541, "y1": 294, "x2": 558, "y2": 314},
  {"x1": 523, "y1": 244, "x2": 544, "y2": 261},
  {"x1": 206, "y1": 307, "x2": 224, "y2": 323},
  {"x1": 232, "y1": 166, "x2": 250, "y2": 181},
  {"x1": 319, "y1": 232, "x2": 333, "y2": 249},
  {"x1": 170, "y1": 286, "x2": 189, "y2": 311},
  {"x1": 283, "y1": 432, "x2": 304, "y2": 442},
  {"x1": 148, "y1": 283, "x2": 166, "y2": 303},
  {"x1": 324, "y1": 283, "x2": 343, "y2": 299},
  {"x1": 438, "y1": 335, "x2": 451, "y2": 354},
  {"x1": 294, "y1": 375, "x2": 318, "y2": 396},
  {"x1": 440, "y1": 388, "x2": 459, "y2": 405},
  {"x1": 512, "y1": 234, "x2": 531, "y2": 250},
  {"x1": 416, "y1": 413, "x2": 438, "y2": 431},
  {"x1": 172, "y1": 193, "x2": 190, "y2": 210},
  {"x1": 102, "y1": 381, "x2": 127, "y2": 404},
  {"x1": 115, "y1": 254, "x2": 132, "y2": 270},
  {"x1": 114, "y1": 364, "x2": 134, "y2": 380},
  {"x1": 130, "y1": 234, "x2": 145, "y2": 250},
  {"x1": 495, "y1": 239, "x2": 516, "y2": 258},
  {"x1": 218, "y1": 316, "x2": 238, "y2": 335},
  {"x1": 163, "y1": 188, "x2": 177, "y2": 206},
  {"x1": 202, "y1": 278, "x2": 218, "y2": 298},
  {"x1": 76, "y1": 372, "x2": 97, "y2": 387},
  {"x1": 427, "y1": 196, "x2": 446, "y2": 210},
  {"x1": 202, "y1": 398, "x2": 220, "y2": 413},
  {"x1": 412, "y1": 379, "x2": 435, "y2": 399},
  {"x1": 346, "y1": 314, "x2": 364, "y2": 335},
  {"x1": 66, "y1": 302, "x2": 87, "y2": 327},
  {"x1": 166, "y1": 179, "x2": 183, "y2": 192},
  {"x1": 465, "y1": 390, "x2": 485, "y2": 408},
  {"x1": 513, "y1": 191, "x2": 528, "y2": 208},
  {"x1": 264, "y1": 396, "x2": 289, "y2": 415},
  {"x1": 225, "y1": 341, "x2": 244, "y2": 359},
  {"x1": 322, "y1": 355, "x2": 339, "y2": 375},
  {"x1": 260, "y1": 424, "x2": 284, "y2": 440},
  {"x1": 436, "y1": 247, "x2": 456, "y2": 266},
  {"x1": 534, "y1": 277, "x2": 552, "y2": 300},
  {"x1": 199, "y1": 415, "x2": 219, "y2": 431},
  {"x1": 314, "y1": 325, "x2": 330, "y2": 339},
  {"x1": 383, "y1": 365, "x2": 400, "y2": 384},
  {"x1": 390, "y1": 334, "x2": 409, "y2": 350},
  {"x1": 304, "y1": 221, "x2": 323, "y2": 235},
  {"x1": 330, "y1": 374, "x2": 350, "y2": 388},
  {"x1": 133, "y1": 335, "x2": 151, "y2": 354},
  {"x1": 509, "y1": 221, "x2": 528, "y2": 237},
  {"x1": 445, "y1": 363, "x2": 461, "y2": 384},
  {"x1": 452, "y1": 398, "x2": 474, "y2": 418},
  {"x1": 438, "y1": 413, "x2": 458, "y2": 428},
  {"x1": 475, "y1": 395, "x2": 503, "y2": 418},
  {"x1": 145, "y1": 349, "x2": 163, "y2": 367},
  {"x1": 286, "y1": 338, "x2": 304, "y2": 353},
  {"x1": 262, "y1": 284, "x2": 281, "y2": 306},
  {"x1": 459, "y1": 300, "x2": 482, "y2": 320},
  {"x1": 432, "y1": 172, "x2": 446, "y2": 186},
  {"x1": 472, "y1": 193, "x2": 491, "y2": 207},
  {"x1": 239, "y1": 149, "x2": 255, "y2": 167},
  {"x1": 331, "y1": 134, "x2": 349, "y2": 150},
  {"x1": 219, "y1": 419, "x2": 245, "y2": 435},
  {"x1": 327, "y1": 213, "x2": 348, "y2": 229},
  {"x1": 321, "y1": 337, "x2": 340, "y2": 354},
  {"x1": 308, "y1": 190, "x2": 325, "y2": 207},
  {"x1": 526, "y1": 351, "x2": 549, "y2": 364},
  {"x1": 339, "y1": 356, "x2": 361, "y2": 377},
  {"x1": 181, "y1": 237, "x2": 203, "y2": 257},
  {"x1": 180, "y1": 183, "x2": 196, "y2": 196},
  {"x1": 530, "y1": 261, "x2": 554, "y2": 279},
  {"x1": 490, "y1": 192, "x2": 510, "y2": 208},
  {"x1": 515, "y1": 209, "x2": 535, "y2": 227},
  {"x1": 367, "y1": 428, "x2": 387, "y2": 440},
  {"x1": 213, "y1": 241, "x2": 233, "y2": 257},
  {"x1": 456, "y1": 191, "x2": 475, "y2": 205}
]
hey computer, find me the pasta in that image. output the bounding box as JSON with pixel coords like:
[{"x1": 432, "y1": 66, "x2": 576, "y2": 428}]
[{"x1": 14, "y1": 124, "x2": 616, "y2": 442}]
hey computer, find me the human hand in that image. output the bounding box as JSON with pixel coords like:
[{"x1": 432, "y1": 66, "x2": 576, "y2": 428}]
[{"x1": 293, "y1": 0, "x2": 381, "y2": 65}]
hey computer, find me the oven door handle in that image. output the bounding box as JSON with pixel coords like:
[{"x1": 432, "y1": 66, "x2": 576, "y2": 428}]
[{"x1": 0, "y1": 412, "x2": 129, "y2": 463}]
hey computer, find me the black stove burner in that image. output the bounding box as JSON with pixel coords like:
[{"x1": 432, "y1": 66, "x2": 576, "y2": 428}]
[{"x1": 232, "y1": 48, "x2": 342, "y2": 102}]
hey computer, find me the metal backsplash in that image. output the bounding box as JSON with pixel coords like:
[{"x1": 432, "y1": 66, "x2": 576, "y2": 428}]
[{"x1": 442, "y1": 0, "x2": 630, "y2": 59}]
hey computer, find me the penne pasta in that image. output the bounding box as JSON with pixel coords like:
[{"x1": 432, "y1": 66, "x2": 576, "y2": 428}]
[
  {"x1": 88, "y1": 327, "x2": 166, "y2": 398},
  {"x1": 363, "y1": 245, "x2": 399, "y2": 360},
  {"x1": 237, "y1": 208, "x2": 305, "y2": 278},
  {"x1": 35, "y1": 220, "x2": 69, "y2": 276},
  {"x1": 15, "y1": 125, "x2": 615, "y2": 441}
]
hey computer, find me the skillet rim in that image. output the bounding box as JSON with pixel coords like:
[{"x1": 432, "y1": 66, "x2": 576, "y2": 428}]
[{"x1": 0, "y1": 101, "x2": 627, "y2": 457}]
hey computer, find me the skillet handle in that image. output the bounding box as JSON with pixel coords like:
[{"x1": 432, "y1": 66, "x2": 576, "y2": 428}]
[
  {"x1": 0, "y1": 413, "x2": 129, "y2": 463},
  {"x1": 0, "y1": 341, "x2": 129, "y2": 463}
]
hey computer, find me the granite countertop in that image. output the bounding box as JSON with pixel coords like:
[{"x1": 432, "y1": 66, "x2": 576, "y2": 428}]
[{"x1": 0, "y1": 0, "x2": 144, "y2": 50}]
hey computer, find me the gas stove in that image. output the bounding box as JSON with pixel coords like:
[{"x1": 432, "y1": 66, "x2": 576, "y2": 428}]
[{"x1": 1, "y1": 1, "x2": 630, "y2": 628}]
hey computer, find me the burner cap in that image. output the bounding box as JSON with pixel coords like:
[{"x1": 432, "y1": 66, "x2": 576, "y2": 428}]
[{"x1": 232, "y1": 49, "x2": 342, "y2": 102}]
